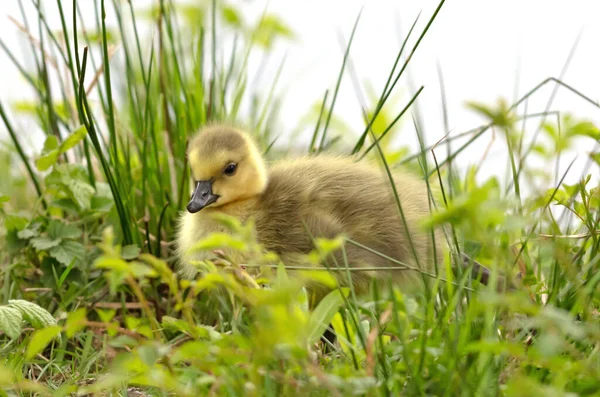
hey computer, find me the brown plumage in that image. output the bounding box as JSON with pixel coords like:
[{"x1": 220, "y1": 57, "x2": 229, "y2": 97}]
[{"x1": 176, "y1": 124, "x2": 446, "y2": 296}]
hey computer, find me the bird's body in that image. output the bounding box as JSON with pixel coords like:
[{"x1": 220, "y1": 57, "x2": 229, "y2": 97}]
[{"x1": 176, "y1": 125, "x2": 445, "y2": 296}]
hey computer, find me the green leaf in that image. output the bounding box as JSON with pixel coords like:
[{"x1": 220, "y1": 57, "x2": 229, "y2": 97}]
[
  {"x1": 108, "y1": 335, "x2": 138, "y2": 348},
  {"x1": 17, "y1": 222, "x2": 42, "y2": 239},
  {"x1": 30, "y1": 236, "x2": 62, "y2": 251},
  {"x1": 48, "y1": 220, "x2": 81, "y2": 240},
  {"x1": 95, "y1": 309, "x2": 116, "y2": 323},
  {"x1": 25, "y1": 325, "x2": 62, "y2": 360},
  {"x1": 60, "y1": 125, "x2": 87, "y2": 152},
  {"x1": 222, "y1": 5, "x2": 242, "y2": 28},
  {"x1": 5, "y1": 214, "x2": 28, "y2": 231},
  {"x1": 65, "y1": 178, "x2": 95, "y2": 209},
  {"x1": 8, "y1": 300, "x2": 56, "y2": 329},
  {"x1": 0, "y1": 306, "x2": 23, "y2": 339},
  {"x1": 42, "y1": 135, "x2": 59, "y2": 153},
  {"x1": 36, "y1": 150, "x2": 60, "y2": 171},
  {"x1": 297, "y1": 270, "x2": 338, "y2": 290},
  {"x1": 91, "y1": 196, "x2": 114, "y2": 213},
  {"x1": 190, "y1": 233, "x2": 248, "y2": 253},
  {"x1": 36, "y1": 135, "x2": 61, "y2": 171},
  {"x1": 121, "y1": 245, "x2": 141, "y2": 260},
  {"x1": 65, "y1": 308, "x2": 87, "y2": 338},
  {"x1": 128, "y1": 262, "x2": 158, "y2": 279},
  {"x1": 306, "y1": 288, "x2": 349, "y2": 344},
  {"x1": 49, "y1": 240, "x2": 85, "y2": 267},
  {"x1": 0, "y1": 194, "x2": 9, "y2": 210},
  {"x1": 45, "y1": 164, "x2": 96, "y2": 210}
]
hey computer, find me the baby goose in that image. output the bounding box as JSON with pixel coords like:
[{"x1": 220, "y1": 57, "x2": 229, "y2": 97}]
[{"x1": 176, "y1": 124, "x2": 446, "y2": 296}]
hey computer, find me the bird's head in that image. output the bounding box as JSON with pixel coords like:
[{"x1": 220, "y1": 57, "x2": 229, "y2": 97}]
[{"x1": 185, "y1": 124, "x2": 267, "y2": 213}]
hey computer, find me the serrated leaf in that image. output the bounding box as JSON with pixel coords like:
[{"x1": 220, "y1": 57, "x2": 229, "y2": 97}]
[
  {"x1": 0, "y1": 306, "x2": 23, "y2": 339},
  {"x1": 8, "y1": 300, "x2": 56, "y2": 328},
  {"x1": 45, "y1": 164, "x2": 96, "y2": 210},
  {"x1": 36, "y1": 150, "x2": 60, "y2": 171},
  {"x1": 60, "y1": 125, "x2": 87, "y2": 152},
  {"x1": 48, "y1": 220, "x2": 81, "y2": 240},
  {"x1": 307, "y1": 288, "x2": 349, "y2": 344},
  {"x1": 25, "y1": 325, "x2": 62, "y2": 360},
  {"x1": 17, "y1": 227, "x2": 41, "y2": 240},
  {"x1": 121, "y1": 245, "x2": 141, "y2": 260},
  {"x1": 49, "y1": 240, "x2": 85, "y2": 267},
  {"x1": 31, "y1": 236, "x2": 62, "y2": 251},
  {"x1": 65, "y1": 178, "x2": 95, "y2": 210}
]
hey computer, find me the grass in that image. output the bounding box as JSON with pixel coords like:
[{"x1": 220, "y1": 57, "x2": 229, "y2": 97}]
[{"x1": 1, "y1": 1, "x2": 600, "y2": 396}]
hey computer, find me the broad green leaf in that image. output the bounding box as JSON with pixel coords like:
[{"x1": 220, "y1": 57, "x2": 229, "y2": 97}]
[
  {"x1": 36, "y1": 150, "x2": 60, "y2": 171},
  {"x1": 45, "y1": 164, "x2": 96, "y2": 210},
  {"x1": 8, "y1": 300, "x2": 57, "y2": 329},
  {"x1": 5, "y1": 214, "x2": 28, "y2": 231},
  {"x1": 64, "y1": 178, "x2": 95, "y2": 209},
  {"x1": 49, "y1": 240, "x2": 85, "y2": 266},
  {"x1": 91, "y1": 196, "x2": 114, "y2": 213},
  {"x1": 121, "y1": 244, "x2": 141, "y2": 260},
  {"x1": 306, "y1": 288, "x2": 349, "y2": 344},
  {"x1": 25, "y1": 325, "x2": 62, "y2": 360},
  {"x1": 41, "y1": 135, "x2": 59, "y2": 153},
  {"x1": 36, "y1": 134, "x2": 61, "y2": 171},
  {"x1": 60, "y1": 125, "x2": 87, "y2": 152},
  {"x1": 48, "y1": 220, "x2": 81, "y2": 240},
  {"x1": 30, "y1": 236, "x2": 61, "y2": 251},
  {"x1": 17, "y1": 224, "x2": 41, "y2": 239},
  {"x1": 0, "y1": 306, "x2": 23, "y2": 339},
  {"x1": 190, "y1": 233, "x2": 248, "y2": 253}
]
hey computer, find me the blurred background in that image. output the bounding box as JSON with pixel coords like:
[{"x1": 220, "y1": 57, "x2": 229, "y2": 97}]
[{"x1": 1, "y1": 0, "x2": 599, "y2": 187}]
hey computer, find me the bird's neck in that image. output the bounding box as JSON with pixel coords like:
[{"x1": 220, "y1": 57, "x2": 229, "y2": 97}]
[{"x1": 205, "y1": 196, "x2": 260, "y2": 220}]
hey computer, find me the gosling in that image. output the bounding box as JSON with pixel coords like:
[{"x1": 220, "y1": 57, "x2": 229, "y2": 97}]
[{"x1": 176, "y1": 124, "x2": 446, "y2": 296}]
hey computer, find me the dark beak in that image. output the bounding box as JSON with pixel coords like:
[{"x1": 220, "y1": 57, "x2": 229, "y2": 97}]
[{"x1": 187, "y1": 180, "x2": 219, "y2": 213}]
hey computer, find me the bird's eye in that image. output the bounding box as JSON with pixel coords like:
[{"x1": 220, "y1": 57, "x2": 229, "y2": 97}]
[{"x1": 223, "y1": 163, "x2": 237, "y2": 176}]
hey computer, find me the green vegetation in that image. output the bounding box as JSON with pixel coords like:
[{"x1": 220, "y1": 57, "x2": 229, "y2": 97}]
[{"x1": 1, "y1": 1, "x2": 600, "y2": 396}]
